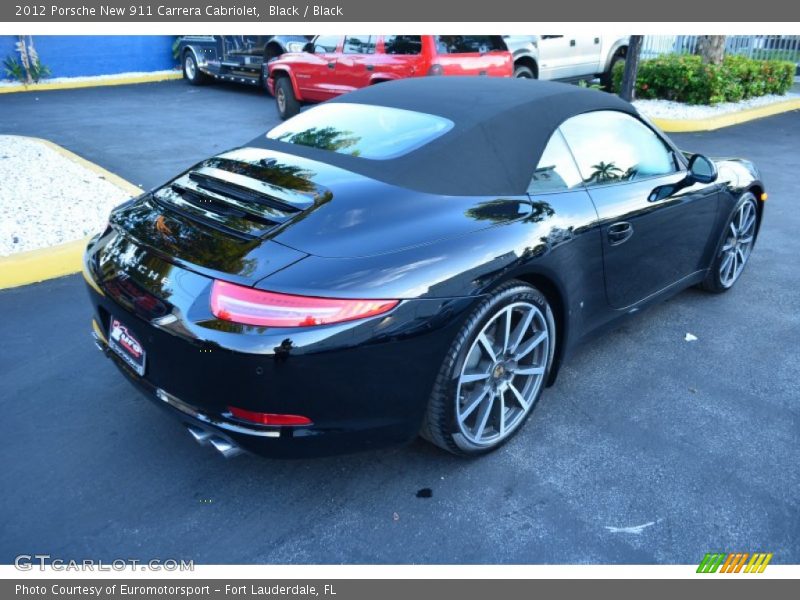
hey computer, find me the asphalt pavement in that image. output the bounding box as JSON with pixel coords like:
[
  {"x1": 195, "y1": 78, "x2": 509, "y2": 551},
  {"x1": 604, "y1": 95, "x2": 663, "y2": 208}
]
[{"x1": 0, "y1": 81, "x2": 798, "y2": 564}]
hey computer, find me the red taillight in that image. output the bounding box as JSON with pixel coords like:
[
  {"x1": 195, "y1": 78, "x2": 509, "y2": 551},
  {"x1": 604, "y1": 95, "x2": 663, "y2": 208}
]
[
  {"x1": 228, "y1": 406, "x2": 312, "y2": 426},
  {"x1": 210, "y1": 280, "x2": 398, "y2": 327}
]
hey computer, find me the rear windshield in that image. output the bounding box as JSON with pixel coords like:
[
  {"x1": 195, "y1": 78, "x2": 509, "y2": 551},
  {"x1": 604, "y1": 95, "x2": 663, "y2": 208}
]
[
  {"x1": 434, "y1": 36, "x2": 506, "y2": 54},
  {"x1": 266, "y1": 103, "x2": 454, "y2": 160}
]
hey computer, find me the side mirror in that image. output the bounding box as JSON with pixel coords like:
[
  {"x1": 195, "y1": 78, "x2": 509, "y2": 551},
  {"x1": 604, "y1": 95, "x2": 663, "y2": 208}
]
[
  {"x1": 688, "y1": 154, "x2": 718, "y2": 184},
  {"x1": 303, "y1": 42, "x2": 315, "y2": 53}
]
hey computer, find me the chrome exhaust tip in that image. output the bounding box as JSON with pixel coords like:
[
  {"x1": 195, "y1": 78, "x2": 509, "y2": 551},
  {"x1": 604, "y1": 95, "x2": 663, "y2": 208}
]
[
  {"x1": 186, "y1": 425, "x2": 212, "y2": 445},
  {"x1": 208, "y1": 436, "x2": 243, "y2": 459}
]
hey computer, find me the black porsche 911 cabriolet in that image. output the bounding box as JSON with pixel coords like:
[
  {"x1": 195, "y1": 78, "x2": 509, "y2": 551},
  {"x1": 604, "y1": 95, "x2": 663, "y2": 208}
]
[{"x1": 83, "y1": 77, "x2": 764, "y2": 458}]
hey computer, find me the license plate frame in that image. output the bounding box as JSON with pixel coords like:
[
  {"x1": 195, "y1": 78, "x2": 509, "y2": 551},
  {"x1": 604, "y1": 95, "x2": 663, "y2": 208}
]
[{"x1": 108, "y1": 317, "x2": 146, "y2": 376}]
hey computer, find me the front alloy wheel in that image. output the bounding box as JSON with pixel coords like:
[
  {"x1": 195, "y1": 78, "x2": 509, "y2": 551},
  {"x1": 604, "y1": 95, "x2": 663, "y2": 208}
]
[
  {"x1": 421, "y1": 282, "x2": 555, "y2": 455},
  {"x1": 719, "y1": 198, "x2": 757, "y2": 288},
  {"x1": 701, "y1": 192, "x2": 758, "y2": 293}
]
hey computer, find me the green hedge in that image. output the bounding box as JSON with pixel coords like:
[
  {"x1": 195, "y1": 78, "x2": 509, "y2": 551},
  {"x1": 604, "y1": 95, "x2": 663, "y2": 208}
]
[{"x1": 612, "y1": 54, "x2": 796, "y2": 105}]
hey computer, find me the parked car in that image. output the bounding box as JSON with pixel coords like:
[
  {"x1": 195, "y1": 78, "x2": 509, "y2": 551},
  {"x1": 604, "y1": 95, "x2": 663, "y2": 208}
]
[
  {"x1": 177, "y1": 35, "x2": 312, "y2": 87},
  {"x1": 84, "y1": 78, "x2": 764, "y2": 459},
  {"x1": 267, "y1": 35, "x2": 513, "y2": 118},
  {"x1": 502, "y1": 35, "x2": 628, "y2": 87}
]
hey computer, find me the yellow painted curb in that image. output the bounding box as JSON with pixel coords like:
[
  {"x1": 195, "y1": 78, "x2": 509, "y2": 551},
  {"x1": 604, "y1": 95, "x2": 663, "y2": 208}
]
[
  {"x1": 0, "y1": 71, "x2": 182, "y2": 94},
  {"x1": 30, "y1": 137, "x2": 142, "y2": 196},
  {"x1": 0, "y1": 237, "x2": 92, "y2": 289},
  {"x1": 0, "y1": 137, "x2": 141, "y2": 290},
  {"x1": 652, "y1": 98, "x2": 800, "y2": 132}
]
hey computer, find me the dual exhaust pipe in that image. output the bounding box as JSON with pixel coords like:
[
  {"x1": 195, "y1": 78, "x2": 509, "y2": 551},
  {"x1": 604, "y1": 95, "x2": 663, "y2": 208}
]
[
  {"x1": 186, "y1": 425, "x2": 243, "y2": 458},
  {"x1": 92, "y1": 327, "x2": 244, "y2": 459}
]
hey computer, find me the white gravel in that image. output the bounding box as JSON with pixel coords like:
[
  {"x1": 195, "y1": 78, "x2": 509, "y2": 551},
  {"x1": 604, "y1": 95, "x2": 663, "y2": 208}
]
[
  {"x1": 0, "y1": 69, "x2": 179, "y2": 89},
  {"x1": 0, "y1": 136, "x2": 135, "y2": 256},
  {"x1": 634, "y1": 92, "x2": 800, "y2": 120}
]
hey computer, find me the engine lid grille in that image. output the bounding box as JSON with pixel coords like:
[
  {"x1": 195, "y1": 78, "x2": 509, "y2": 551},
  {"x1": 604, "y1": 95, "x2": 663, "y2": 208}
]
[{"x1": 152, "y1": 154, "x2": 322, "y2": 239}]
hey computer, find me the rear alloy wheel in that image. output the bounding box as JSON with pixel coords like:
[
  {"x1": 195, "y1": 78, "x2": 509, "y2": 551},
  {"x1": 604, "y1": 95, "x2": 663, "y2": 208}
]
[
  {"x1": 701, "y1": 192, "x2": 758, "y2": 292},
  {"x1": 275, "y1": 76, "x2": 300, "y2": 119},
  {"x1": 183, "y1": 51, "x2": 207, "y2": 85},
  {"x1": 421, "y1": 282, "x2": 555, "y2": 456}
]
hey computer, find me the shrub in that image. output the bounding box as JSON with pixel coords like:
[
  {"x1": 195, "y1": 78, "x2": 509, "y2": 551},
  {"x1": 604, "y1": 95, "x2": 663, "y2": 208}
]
[{"x1": 612, "y1": 54, "x2": 795, "y2": 105}]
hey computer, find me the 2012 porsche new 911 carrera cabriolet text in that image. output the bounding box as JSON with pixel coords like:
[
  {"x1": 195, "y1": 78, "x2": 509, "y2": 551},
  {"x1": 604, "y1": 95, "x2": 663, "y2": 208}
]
[{"x1": 83, "y1": 78, "x2": 764, "y2": 458}]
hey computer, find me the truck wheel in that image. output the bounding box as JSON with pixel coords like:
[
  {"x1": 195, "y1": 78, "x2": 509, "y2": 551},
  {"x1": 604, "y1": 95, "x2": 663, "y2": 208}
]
[
  {"x1": 183, "y1": 51, "x2": 208, "y2": 85},
  {"x1": 275, "y1": 76, "x2": 300, "y2": 119},
  {"x1": 514, "y1": 64, "x2": 535, "y2": 79},
  {"x1": 601, "y1": 52, "x2": 625, "y2": 90}
]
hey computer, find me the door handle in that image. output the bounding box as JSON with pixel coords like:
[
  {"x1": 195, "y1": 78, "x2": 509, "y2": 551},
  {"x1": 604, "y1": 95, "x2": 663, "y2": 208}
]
[
  {"x1": 594, "y1": 37, "x2": 600, "y2": 44},
  {"x1": 570, "y1": 39, "x2": 576, "y2": 47},
  {"x1": 327, "y1": 62, "x2": 335, "y2": 69},
  {"x1": 608, "y1": 222, "x2": 634, "y2": 245}
]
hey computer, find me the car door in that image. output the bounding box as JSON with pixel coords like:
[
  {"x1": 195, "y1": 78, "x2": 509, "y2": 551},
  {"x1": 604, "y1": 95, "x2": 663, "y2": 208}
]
[
  {"x1": 526, "y1": 129, "x2": 610, "y2": 335},
  {"x1": 559, "y1": 110, "x2": 720, "y2": 309},
  {"x1": 572, "y1": 35, "x2": 604, "y2": 77},
  {"x1": 430, "y1": 36, "x2": 509, "y2": 76},
  {"x1": 537, "y1": 35, "x2": 575, "y2": 79},
  {"x1": 337, "y1": 35, "x2": 377, "y2": 90},
  {"x1": 380, "y1": 35, "x2": 426, "y2": 78},
  {"x1": 295, "y1": 35, "x2": 344, "y2": 101}
]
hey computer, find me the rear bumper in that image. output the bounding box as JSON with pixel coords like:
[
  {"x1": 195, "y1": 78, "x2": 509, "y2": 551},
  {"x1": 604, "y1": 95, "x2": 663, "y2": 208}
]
[{"x1": 83, "y1": 233, "x2": 473, "y2": 458}]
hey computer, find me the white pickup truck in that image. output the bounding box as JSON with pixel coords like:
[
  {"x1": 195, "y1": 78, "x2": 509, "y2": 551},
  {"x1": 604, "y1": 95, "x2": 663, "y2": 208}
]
[{"x1": 503, "y1": 35, "x2": 629, "y2": 87}]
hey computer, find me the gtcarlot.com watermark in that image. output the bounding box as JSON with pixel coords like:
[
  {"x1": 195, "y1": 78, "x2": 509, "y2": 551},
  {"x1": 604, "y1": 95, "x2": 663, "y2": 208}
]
[{"x1": 15, "y1": 554, "x2": 194, "y2": 572}]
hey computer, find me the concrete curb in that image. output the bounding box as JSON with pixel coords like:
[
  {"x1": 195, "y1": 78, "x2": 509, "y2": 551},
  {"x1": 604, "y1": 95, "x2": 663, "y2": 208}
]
[
  {"x1": 651, "y1": 98, "x2": 800, "y2": 132},
  {"x1": 0, "y1": 71, "x2": 182, "y2": 95},
  {"x1": 0, "y1": 137, "x2": 141, "y2": 290}
]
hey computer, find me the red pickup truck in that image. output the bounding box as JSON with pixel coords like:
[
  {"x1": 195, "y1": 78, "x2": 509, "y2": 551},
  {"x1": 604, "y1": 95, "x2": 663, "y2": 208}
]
[{"x1": 267, "y1": 35, "x2": 513, "y2": 118}]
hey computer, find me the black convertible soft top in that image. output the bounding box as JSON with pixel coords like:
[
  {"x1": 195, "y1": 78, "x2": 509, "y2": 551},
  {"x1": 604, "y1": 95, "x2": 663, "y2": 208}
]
[{"x1": 251, "y1": 77, "x2": 638, "y2": 196}]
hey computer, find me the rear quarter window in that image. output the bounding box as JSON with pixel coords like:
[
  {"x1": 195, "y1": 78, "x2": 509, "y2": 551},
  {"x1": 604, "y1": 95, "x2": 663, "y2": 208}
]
[
  {"x1": 434, "y1": 36, "x2": 506, "y2": 54},
  {"x1": 383, "y1": 35, "x2": 423, "y2": 55}
]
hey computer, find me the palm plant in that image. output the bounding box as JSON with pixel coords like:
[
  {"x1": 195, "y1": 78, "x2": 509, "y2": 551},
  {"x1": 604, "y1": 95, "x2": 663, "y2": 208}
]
[{"x1": 3, "y1": 36, "x2": 50, "y2": 84}]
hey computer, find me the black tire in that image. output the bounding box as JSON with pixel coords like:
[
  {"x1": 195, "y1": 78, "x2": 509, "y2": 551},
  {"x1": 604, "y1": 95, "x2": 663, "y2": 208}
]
[
  {"x1": 420, "y1": 281, "x2": 556, "y2": 456},
  {"x1": 699, "y1": 192, "x2": 759, "y2": 293},
  {"x1": 182, "y1": 51, "x2": 208, "y2": 86},
  {"x1": 601, "y1": 52, "x2": 624, "y2": 90},
  {"x1": 514, "y1": 64, "x2": 535, "y2": 79},
  {"x1": 275, "y1": 76, "x2": 300, "y2": 119}
]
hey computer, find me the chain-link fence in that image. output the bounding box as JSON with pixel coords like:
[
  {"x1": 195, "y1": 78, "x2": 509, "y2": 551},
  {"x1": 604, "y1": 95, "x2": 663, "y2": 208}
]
[{"x1": 641, "y1": 35, "x2": 800, "y2": 65}]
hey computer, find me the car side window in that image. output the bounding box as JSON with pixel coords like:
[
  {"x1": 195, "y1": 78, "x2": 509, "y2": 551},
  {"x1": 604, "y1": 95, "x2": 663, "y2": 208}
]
[
  {"x1": 434, "y1": 36, "x2": 505, "y2": 54},
  {"x1": 383, "y1": 35, "x2": 422, "y2": 55},
  {"x1": 313, "y1": 35, "x2": 341, "y2": 53},
  {"x1": 528, "y1": 130, "x2": 584, "y2": 194},
  {"x1": 559, "y1": 110, "x2": 678, "y2": 187},
  {"x1": 343, "y1": 36, "x2": 375, "y2": 55}
]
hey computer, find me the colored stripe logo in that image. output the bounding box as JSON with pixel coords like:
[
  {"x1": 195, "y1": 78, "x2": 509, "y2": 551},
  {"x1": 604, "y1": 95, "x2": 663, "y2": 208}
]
[{"x1": 697, "y1": 552, "x2": 773, "y2": 573}]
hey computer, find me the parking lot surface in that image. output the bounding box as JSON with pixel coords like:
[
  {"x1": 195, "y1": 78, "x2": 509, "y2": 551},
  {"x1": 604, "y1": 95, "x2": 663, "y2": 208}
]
[{"x1": 1, "y1": 82, "x2": 798, "y2": 564}]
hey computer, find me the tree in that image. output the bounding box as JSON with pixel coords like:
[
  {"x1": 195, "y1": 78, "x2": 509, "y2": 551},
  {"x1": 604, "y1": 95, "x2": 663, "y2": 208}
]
[
  {"x1": 697, "y1": 35, "x2": 726, "y2": 65},
  {"x1": 619, "y1": 35, "x2": 643, "y2": 102}
]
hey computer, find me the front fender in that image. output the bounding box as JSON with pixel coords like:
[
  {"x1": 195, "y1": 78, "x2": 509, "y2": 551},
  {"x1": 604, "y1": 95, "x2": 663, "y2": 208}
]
[{"x1": 268, "y1": 66, "x2": 304, "y2": 101}]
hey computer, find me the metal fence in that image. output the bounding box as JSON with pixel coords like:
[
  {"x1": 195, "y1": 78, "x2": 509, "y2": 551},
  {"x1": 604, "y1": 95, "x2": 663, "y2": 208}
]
[{"x1": 641, "y1": 35, "x2": 800, "y2": 64}]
